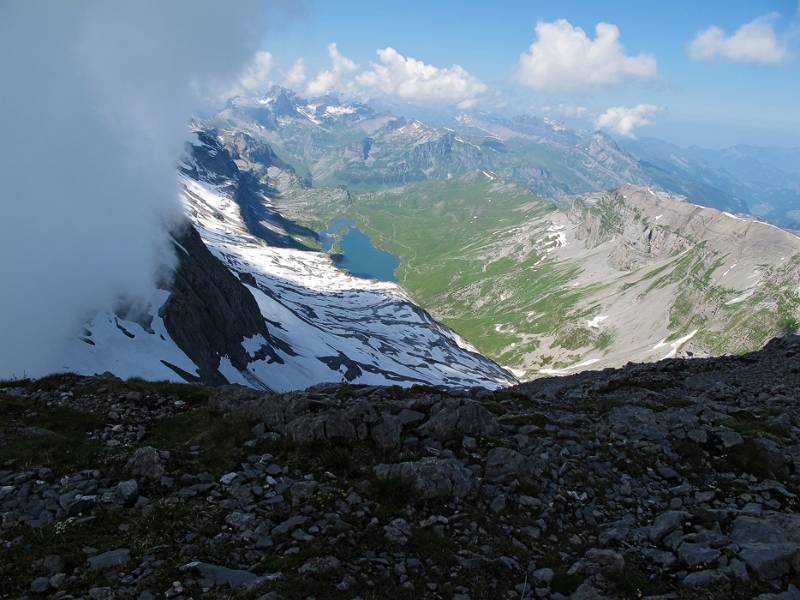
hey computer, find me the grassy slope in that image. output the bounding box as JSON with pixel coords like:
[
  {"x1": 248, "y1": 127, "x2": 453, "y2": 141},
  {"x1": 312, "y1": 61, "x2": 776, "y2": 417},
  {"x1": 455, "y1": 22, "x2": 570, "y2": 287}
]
[
  {"x1": 270, "y1": 167, "x2": 800, "y2": 376},
  {"x1": 336, "y1": 177, "x2": 600, "y2": 369}
]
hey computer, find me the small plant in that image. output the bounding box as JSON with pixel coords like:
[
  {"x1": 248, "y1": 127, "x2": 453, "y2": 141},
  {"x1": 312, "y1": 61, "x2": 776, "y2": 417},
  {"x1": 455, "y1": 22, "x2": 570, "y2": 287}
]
[
  {"x1": 53, "y1": 517, "x2": 77, "y2": 536},
  {"x1": 778, "y1": 315, "x2": 800, "y2": 336},
  {"x1": 370, "y1": 474, "x2": 415, "y2": 509}
]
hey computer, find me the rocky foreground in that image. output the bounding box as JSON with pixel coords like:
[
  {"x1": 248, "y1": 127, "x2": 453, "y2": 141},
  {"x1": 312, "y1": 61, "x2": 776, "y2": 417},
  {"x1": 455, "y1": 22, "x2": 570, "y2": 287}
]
[{"x1": 3, "y1": 338, "x2": 800, "y2": 599}]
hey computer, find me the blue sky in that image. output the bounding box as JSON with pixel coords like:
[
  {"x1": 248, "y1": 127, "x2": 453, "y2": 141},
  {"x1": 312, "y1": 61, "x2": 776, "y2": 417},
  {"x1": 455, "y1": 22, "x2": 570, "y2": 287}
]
[{"x1": 258, "y1": 0, "x2": 800, "y2": 147}]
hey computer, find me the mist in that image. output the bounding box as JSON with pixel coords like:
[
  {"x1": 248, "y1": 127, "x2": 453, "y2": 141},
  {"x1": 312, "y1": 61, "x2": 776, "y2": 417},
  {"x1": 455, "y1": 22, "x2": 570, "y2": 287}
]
[{"x1": 0, "y1": 1, "x2": 273, "y2": 378}]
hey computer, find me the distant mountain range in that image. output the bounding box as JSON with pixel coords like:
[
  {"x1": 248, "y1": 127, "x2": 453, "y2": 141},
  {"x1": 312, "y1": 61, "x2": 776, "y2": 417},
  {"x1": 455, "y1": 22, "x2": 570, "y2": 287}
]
[
  {"x1": 211, "y1": 86, "x2": 799, "y2": 228},
  {"x1": 59, "y1": 86, "x2": 800, "y2": 386}
]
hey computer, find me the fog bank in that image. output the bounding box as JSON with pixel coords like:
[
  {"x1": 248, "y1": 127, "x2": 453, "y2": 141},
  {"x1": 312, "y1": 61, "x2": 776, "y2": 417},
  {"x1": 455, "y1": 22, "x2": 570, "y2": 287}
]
[{"x1": 0, "y1": 1, "x2": 272, "y2": 377}]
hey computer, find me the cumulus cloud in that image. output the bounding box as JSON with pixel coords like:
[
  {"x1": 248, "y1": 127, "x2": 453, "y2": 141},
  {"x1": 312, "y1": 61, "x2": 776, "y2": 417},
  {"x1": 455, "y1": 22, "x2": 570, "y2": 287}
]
[
  {"x1": 688, "y1": 14, "x2": 789, "y2": 64},
  {"x1": 285, "y1": 58, "x2": 307, "y2": 87},
  {"x1": 0, "y1": 1, "x2": 272, "y2": 378},
  {"x1": 355, "y1": 47, "x2": 487, "y2": 103},
  {"x1": 306, "y1": 43, "x2": 357, "y2": 96},
  {"x1": 595, "y1": 104, "x2": 660, "y2": 137},
  {"x1": 236, "y1": 50, "x2": 275, "y2": 94},
  {"x1": 517, "y1": 20, "x2": 658, "y2": 92}
]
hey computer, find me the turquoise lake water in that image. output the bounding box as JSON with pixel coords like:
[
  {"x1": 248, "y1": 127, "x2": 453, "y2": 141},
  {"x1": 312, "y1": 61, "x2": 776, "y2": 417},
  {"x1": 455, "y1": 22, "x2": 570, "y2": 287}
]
[{"x1": 320, "y1": 218, "x2": 400, "y2": 282}]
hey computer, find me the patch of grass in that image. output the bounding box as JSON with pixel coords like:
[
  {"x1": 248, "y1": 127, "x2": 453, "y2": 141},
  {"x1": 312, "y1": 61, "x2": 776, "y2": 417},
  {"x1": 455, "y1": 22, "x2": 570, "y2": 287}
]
[
  {"x1": 718, "y1": 414, "x2": 790, "y2": 443},
  {"x1": 0, "y1": 377, "x2": 31, "y2": 388},
  {"x1": 405, "y1": 527, "x2": 456, "y2": 568},
  {"x1": 0, "y1": 394, "x2": 104, "y2": 474},
  {"x1": 148, "y1": 408, "x2": 256, "y2": 475},
  {"x1": 0, "y1": 508, "x2": 128, "y2": 594},
  {"x1": 606, "y1": 556, "x2": 670, "y2": 597},
  {"x1": 594, "y1": 330, "x2": 614, "y2": 351},
  {"x1": 554, "y1": 326, "x2": 593, "y2": 350},
  {"x1": 724, "y1": 439, "x2": 789, "y2": 481},
  {"x1": 29, "y1": 373, "x2": 85, "y2": 392},
  {"x1": 370, "y1": 474, "x2": 416, "y2": 510},
  {"x1": 125, "y1": 378, "x2": 211, "y2": 405},
  {"x1": 550, "y1": 566, "x2": 583, "y2": 595},
  {"x1": 778, "y1": 315, "x2": 800, "y2": 336}
]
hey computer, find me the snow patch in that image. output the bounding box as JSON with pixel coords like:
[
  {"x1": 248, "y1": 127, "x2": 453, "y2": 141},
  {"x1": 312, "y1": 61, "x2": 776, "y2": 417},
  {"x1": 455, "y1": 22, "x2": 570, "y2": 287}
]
[
  {"x1": 721, "y1": 263, "x2": 737, "y2": 278},
  {"x1": 539, "y1": 358, "x2": 600, "y2": 376},
  {"x1": 324, "y1": 105, "x2": 357, "y2": 117},
  {"x1": 725, "y1": 290, "x2": 755, "y2": 305},
  {"x1": 218, "y1": 356, "x2": 250, "y2": 386},
  {"x1": 652, "y1": 329, "x2": 698, "y2": 359},
  {"x1": 242, "y1": 333, "x2": 267, "y2": 357},
  {"x1": 586, "y1": 315, "x2": 608, "y2": 329}
]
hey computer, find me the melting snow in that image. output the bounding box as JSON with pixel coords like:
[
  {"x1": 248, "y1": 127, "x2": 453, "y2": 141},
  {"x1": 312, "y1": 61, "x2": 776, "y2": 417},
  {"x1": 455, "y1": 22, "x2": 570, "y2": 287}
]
[
  {"x1": 721, "y1": 263, "x2": 737, "y2": 278},
  {"x1": 652, "y1": 329, "x2": 698, "y2": 359},
  {"x1": 241, "y1": 333, "x2": 267, "y2": 357},
  {"x1": 539, "y1": 358, "x2": 600, "y2": 376},
  {"x1": 181, "y1": 176, "x2": 514, "y2": 391},
  {"x1": 61, "y1": 290, "x2": 199, "y2": 381},
  {"x1": 725, "y1": 290, "x2": 755, "y2": 305},
  {"x1": 324, "y1": 105, "x2": 357, "y2": 116},
  {"x1": 586, "y1": 315, "x2": 608, "y2": 329}
]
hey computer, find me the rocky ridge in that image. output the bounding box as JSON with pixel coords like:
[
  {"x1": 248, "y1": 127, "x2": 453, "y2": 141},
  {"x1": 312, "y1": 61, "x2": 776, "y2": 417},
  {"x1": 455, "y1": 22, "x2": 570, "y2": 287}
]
[{"x1": 3, "y1": 336, "x2": 800, "y2": 598}]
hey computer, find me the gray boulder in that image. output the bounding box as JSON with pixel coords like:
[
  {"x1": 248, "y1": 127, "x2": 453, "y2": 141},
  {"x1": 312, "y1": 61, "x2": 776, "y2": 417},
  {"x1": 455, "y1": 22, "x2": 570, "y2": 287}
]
[
  {"x1": 126, "y1": 447, "x2": 164, "y2": 480},
  {"x1": 649, "y1": 510, "x2": 686, "y2": 542},
  {"x1": 181, "y1": 561, "x2": 266, "y2": 588},
  {"x1": 739, "y1": 543, "x2": 800, "y2": 581},
  {"x1": 417, "y1": 399, "x2": 499, "y2": 441},
  {"x1": 484, "y1": 447, "x2": 544, "y2": 485},
  {"x1": 374, "y1": 458, "x2": 475, "y2": 500},
  {"x1": 371, "y1": 413, "x2": 401, "y2": 449},
  {"x1": 88, "y1": 548, "x2": 130, "y2": 571},
  {"x1": 114, "y1": 480, "x2": 139, "y2": 507},
  {"x1": 298, "y1": 555, "x2": 341, "y2": 575}
]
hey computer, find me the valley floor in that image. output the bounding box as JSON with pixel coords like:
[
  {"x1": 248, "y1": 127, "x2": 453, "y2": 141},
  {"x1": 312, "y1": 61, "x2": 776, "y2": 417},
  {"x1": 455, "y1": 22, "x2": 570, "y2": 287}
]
[{"x1": 3, "y1": 337, "x2": 800, "y2": 598}]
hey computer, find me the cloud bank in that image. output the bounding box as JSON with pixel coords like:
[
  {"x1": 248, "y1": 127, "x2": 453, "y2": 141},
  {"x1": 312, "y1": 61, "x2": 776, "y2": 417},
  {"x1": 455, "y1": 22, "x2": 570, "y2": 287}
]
[
  {"x1": 595, "y1": 104, "x2": 661, "y2": 137},
  {"x1": 302, "y1": 44, "x2": 486, "y2": 104},
  {"x1": 236, "y1": 51, "x2": 276, "y2": 95},
  {"x1": 0, "y1": 1, "x2": 272, "y2": 378},
  {"x1": 355, "y1": 47, "x2": 487, "y2": 103},
  {"x1": 517, "y1": 20, "x2": 658, "y2": 92},
  {"x1": 306, "y1": 43, "x2": 358, "y2": 96},
  {"x1": 285, "y1": 58, "x2": 307, "y2": 87},
  {"x1": 688, "y1": 14, "x2": 789, "y2": 64}
]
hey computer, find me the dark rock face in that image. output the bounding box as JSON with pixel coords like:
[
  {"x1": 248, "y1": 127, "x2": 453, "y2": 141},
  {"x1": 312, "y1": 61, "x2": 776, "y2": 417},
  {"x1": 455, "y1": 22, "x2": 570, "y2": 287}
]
[
  {"x1": 180, "y1": 129, "x2": 239, "y2": 184},
  {"x1": 161, "y1": 224, "x2": 275, "y2": 385},
  {"x1": 408, "y1": 132, "x2": 483, "y2": 175}
]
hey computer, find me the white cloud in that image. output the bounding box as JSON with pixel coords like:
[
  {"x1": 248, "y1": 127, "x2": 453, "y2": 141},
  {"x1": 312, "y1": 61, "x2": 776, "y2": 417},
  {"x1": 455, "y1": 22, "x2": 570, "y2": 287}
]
[
  {"x1": 285, "y1": 58, "x2": 306, "y2": 87},
  {"x1": 306, "y1": 43, "x2": 357, "y2": 96},
  {"x1": 355, "y1": 47, "x2": 486, "y2": 103},
  {"x1": 688, "y1": 14, "x2": 789, "y2": 64},
  {"x1": 595, "y1": 104, "x2": 660, "y2": 137},
  {"x1": 517, "y1": 20, "x2": 658, "y2": 92},
  {"x1": 237, "y1": 50, "x2": 274, "y2": 93},
  {"x1": 0, "y1": 0, "x2": 272, "y2": 378}
]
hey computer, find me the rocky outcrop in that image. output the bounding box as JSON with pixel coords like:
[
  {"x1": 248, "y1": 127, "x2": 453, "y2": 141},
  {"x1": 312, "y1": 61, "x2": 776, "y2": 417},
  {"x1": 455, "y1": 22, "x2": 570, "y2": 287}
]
[
  {"x1": 3, "y1": 336, "x2": 800, "y2": 597},
  {"x1": 569, "y1": 190, "x2": 687, "y2": 270},
  {"x1": 161, "y1": 223, "x2": 276, "y2": 385}
]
